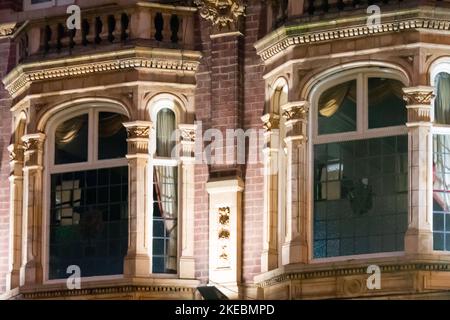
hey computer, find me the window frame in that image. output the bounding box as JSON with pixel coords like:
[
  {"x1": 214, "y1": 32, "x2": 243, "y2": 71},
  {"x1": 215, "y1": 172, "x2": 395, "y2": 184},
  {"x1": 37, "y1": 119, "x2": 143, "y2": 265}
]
[
  {"x1": 23, "y1": 0, "x2": 74, "y2": 11},
  {"x1": 149, "y1": 99, "x2": 181, "y2": 277},
  {"x1": 43, "y1": 104, "x2": 128, "y2": 284},
  {"x1": 430, "y1": 59, "x2": 450, "y2": 253},
  {"x1": 309, "y1": 68, "x2": 409, "y2": 263}
]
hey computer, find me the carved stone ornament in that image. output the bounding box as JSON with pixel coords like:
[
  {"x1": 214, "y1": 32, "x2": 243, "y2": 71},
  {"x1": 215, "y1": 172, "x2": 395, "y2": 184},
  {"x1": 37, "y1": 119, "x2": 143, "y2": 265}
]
[
  {"x1": 181, "y1": 127, "x2": 196, "y2": 142},
  {"x1": 261, "y1": 113, "x2": 280, "y2": 132},
  {"x1": 403, "y1": 87, "x2": 435, "y2": 105},
  {"x1": 195, "y1": 0, "x2": 246, "y2": 29},
  {"x1": 282, "y1": 103, "x2": 309, "y2": 122},
  {"x1": 126, "y1": 126, "x2": 150, "y2": 139},
  {"x1": 0, "y1": 23, "x2": 17, "y2": 37}
]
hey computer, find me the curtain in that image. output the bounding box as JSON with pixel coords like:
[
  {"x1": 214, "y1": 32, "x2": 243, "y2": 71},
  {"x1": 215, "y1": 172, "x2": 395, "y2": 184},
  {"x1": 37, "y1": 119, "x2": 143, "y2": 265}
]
[
  {"x1": 156, "y1": 108, "x2": 176, "y2": 157},
  {"x1": 154, "y1": 108, "x2": 178, "y2": 272},
  {"x1": 434, "y1": 74, "x2": 450, "y2": 212},
  {"x1": 55, "y1": 115, "x2": 87, "y2": 146},
  {"x1": 99, "y1": 113, "x2": 128, "y2": 138},
  {"x1": 435, "y1": 72, "x2": 450, "y2": 124},
  {"x1": 319, "y1": 81, "x2": 357, "y2": 117}
]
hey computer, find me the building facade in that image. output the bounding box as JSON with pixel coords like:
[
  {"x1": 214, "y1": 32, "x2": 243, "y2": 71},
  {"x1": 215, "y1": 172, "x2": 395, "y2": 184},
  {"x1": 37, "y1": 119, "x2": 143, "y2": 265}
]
[{"x1": 0, "y1": 0, "x2": 450, "y2": 300}]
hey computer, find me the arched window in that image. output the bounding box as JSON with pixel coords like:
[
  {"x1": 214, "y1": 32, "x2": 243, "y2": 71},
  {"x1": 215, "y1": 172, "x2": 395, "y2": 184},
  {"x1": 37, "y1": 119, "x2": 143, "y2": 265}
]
[
  {"x1": 432, "y1": 69, "x2": 450, "y2": 251},
  {"x1": 313, "y1": 71, "x2": 408, "y2": 259},
  {"x1": 152, "y1": 107, "x2": 178, "y2": 274},
  {"x1": 48, "y1": 108, "x2": 129, "y2": 279}
]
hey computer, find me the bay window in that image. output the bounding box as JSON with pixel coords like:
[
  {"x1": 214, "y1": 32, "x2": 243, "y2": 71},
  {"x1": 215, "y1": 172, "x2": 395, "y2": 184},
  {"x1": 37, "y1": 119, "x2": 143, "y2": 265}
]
[{"x1": 313, "y1": 71, "x2": 408, "y2": 258}]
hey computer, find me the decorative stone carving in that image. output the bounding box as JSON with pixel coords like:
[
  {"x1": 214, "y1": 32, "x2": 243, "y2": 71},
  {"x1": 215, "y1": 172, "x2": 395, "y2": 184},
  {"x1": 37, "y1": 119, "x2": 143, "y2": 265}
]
[
  {"x1": 22, "y1": 133, "x2": 45, "y2": 167},
  {"x1": 179, "y1": 124, "x2": 197, "y2": 159},
  {"x1": 281, "y1": 101, "x2": 309, "y2": 142},
  {"x1": 0, "y1": 23, "x2": 17, "y2": 37},
  {"x1": 282, "y1": 103, "x2": 308, "y2": 122},
  {"x1": 7, "y1": 144, "x2": 24, "y2": 163},
  {"x1": 123, "y1": 121, "x2": 152, "y2": 155},
  {"x1": 402, "y1": 86, "x2": 434, "y2": 123},
  {"x1": 195, "y1": 0, "x2": 246, "y2": 29},
  {"x1": 217, "y1": 207, "x2": 231, "y2": 266},
  {"x1": 261, "y1": 113, "x2": 280, "y2": 132}
]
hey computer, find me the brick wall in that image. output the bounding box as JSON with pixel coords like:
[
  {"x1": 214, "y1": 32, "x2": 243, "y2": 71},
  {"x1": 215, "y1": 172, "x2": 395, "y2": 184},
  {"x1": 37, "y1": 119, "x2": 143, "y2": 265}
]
[
  {"x1": 193, "y1": 0, "x2": 267, "y2": 286},
  {"x1": 0, "y1": 37, "x2": 14, "y2": 294},
  {"x1": 0, "y1": 0, "x2": 21, "y2": 11}
]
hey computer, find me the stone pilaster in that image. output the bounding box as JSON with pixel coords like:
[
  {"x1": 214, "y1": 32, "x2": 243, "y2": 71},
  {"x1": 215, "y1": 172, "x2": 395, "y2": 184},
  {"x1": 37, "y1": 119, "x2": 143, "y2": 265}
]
[
  {"x1": 403, "y1": 86, "x2": 435, "y2": 254},
  {"x1": 206, "y1": 178, "x2": 244, "y2": 299},
  {"x1": 281, "y1": 101, "x2": 309, "y2": 265},
  {"x1": 123, "y1": 121, "x2": 152, "y2": 277},
  {"x1": 179, "y1": 124, "x2": 196, "y2": 279},
  {"x1": 6, "y1": 143, "x2": 24, "y2": 290},
  {"x1": 20, "y1": 133, "x2": 45, "y2": 286},
  {"x1": 261, "y1": 113, "x2": 280, "y2": 272}
]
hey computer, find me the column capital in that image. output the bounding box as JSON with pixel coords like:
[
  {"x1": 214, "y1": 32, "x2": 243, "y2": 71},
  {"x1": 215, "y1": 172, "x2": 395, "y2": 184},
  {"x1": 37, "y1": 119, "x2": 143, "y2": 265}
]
[
  {"x1": 21, "y1": 133, "x2": 46, "y2": 168},
  {"x1": 123, "y1": 121, "x2": 152, "y2": 156},
  {"x1": 281, "y1": 101, "x2": 309, "y2": 122},
  {"x1": 7, "y1": 143, "x2": 24, "y2": 163},
  {"x1": 261, "y1": 113, "x2": 280, "y2": 132},
  {"x1": 179, "y1": 123, "x2": 196, "y2": 161},
  {"x1": 403, "y1": 86, "x2": 435, "y2": 123}
]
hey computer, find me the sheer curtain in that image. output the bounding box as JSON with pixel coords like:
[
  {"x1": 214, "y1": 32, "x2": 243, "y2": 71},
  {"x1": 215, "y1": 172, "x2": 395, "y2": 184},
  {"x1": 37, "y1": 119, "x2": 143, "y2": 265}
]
[
  {"x1": 434, "y1": 73, "x2": 450, "y2": 212},
  {"x1": 154, "y1": 108, "x2": 178, "y2": 272}
]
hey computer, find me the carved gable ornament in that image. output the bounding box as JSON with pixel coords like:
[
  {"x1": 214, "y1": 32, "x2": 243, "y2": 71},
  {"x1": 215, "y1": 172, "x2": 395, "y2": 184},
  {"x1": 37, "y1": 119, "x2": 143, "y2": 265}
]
[{"x1": 195, "y1": 0, "x2": 246, "y2": 29}]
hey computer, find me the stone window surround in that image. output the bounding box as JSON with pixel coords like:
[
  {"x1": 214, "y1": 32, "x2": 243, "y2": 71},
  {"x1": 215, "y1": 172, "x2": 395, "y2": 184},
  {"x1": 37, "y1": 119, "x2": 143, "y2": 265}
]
[
  {"x1": 7, "y1": 95, "x2": 197, "y2": 290},
  {"x1": 23, "y1": 0, "x2": 74, "y2": 11},
  {"x1": 310, "y1": 68, "x2": 409, "y2": 262}
]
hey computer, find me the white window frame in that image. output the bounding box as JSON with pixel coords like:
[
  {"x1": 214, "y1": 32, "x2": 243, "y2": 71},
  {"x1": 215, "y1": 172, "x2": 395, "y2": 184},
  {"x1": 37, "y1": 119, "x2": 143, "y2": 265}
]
[
  {"x1": 23, "y1": 0, "x2": 74, "y2": 11},
  {"x1": 309, "y1": 68, "x2": 409, "y2": 263},
  {"x1": 43, "y1": 104, "x2": 128, "y2": 284},
  {"x1": 430, "y1": 59, "x2": 450, "y2": 253},
  {"x1": 148, "y1": 99, "x2": 181, "y2": 277}
]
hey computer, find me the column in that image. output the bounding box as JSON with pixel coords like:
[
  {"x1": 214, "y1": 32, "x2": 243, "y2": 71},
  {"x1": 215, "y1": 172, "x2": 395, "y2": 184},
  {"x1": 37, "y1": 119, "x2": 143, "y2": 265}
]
[
  {"x1": 281, "y1": 102, "x2": 309, "y2": 265},
  {"x1": 20, "y1": 133, "x2": 45, "y2": 286},
  {"x1": 179, "y1": 124, "x2": 196, "y2": 279},
  {"x1": 123, "y1": 121, "x2": 152, "y2": 277},
  {"x1": 260, "y1": 113, "x2": 280, "y2": 272},
  {"x1": 403, "y1": 86, "x2": 434, "y2": 254},
  {"x1": 6, "y1": 143, "x2": 24, "y2": 290}
]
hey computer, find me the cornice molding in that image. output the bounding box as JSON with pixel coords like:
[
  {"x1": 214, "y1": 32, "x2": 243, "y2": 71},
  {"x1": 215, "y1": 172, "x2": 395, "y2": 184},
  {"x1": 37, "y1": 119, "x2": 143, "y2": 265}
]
[
  {"x1": 18, "y1": 284, "x2": 197, "y2": 300},
  {"x1": 256, "y1": 263, "x2": 450, "y2": 288},
  {"x1": 255, "y1": 8, "x2": 450, "y2": 62},
  {"x1": 3, "y1": 48, "x2": 202, "y2": 98}
]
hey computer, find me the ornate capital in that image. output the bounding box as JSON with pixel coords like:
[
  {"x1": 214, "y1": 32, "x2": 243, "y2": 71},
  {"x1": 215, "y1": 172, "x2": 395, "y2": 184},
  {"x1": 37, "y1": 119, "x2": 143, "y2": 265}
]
[
  {"x1": 195, "y1": 0, "x2": 246, "y2": 29},
  {"x1": 403, "y1": 86, "x2": 435, "y2": 106},
  {"x1": 123, "y1": 121, "x2": 152, "y2": 156},
  {"x1": 179, "y1": 124, "x2": 197, "y2": 160},
  {"x1": 22, "y1": 133, "x2": 46, "y2": 168},
  {"x1": 261, "y1": 113, "x2": 280, "y2": 132},
  {"x1": 281, "y1": 102, "x2": 309, "y2": 122},
  {"x1": 7, "y1": 144, "x2": 24, "y2": 163},
  {"x1": 0, "y1": 23, "x2": 17, "y2": 37},
  {"x1": 403, "y1": 86, "x2": 435, "y2": 123}
]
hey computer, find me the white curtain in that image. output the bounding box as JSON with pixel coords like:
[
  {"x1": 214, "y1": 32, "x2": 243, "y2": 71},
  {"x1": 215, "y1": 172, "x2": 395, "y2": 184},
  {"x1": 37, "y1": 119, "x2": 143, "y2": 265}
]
[
  {"x1": 155, "y1": 108, "x2": 178, "y2": 272},
  {"x1": 434, "y1": 73, "x2": 450, "y2": 212}
]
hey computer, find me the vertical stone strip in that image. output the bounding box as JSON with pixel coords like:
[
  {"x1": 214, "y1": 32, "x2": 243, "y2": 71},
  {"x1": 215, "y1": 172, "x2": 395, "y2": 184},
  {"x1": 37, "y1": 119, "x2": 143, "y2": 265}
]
[
  {"x1": 403, "y1": 86, "x2": 434, "y2": 254},
  {"x1": 281, "y1": 102, "x2": 309, "y2": 265},
  {"x1": 123, "y1": 121, "x2": 152, "y2": 277},
  {"x1": 21, "y1": 133, "x2": 45, "y2": 286}
]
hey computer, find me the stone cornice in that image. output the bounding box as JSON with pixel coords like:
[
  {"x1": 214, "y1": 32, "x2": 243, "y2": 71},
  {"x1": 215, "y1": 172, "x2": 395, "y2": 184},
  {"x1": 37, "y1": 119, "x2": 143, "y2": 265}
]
[
  {"x1": 255, "y1": 7, "x2": 450, "y2": 62},
  {"x1": 256, "y1": 262, "x2": 450, "y2": 288},
  {"x1": 2, "y1": 48, "x2": 202, "y2": 98},
  {"x1": 17, "y1": 284, "x2": 197, "y2": 300}
]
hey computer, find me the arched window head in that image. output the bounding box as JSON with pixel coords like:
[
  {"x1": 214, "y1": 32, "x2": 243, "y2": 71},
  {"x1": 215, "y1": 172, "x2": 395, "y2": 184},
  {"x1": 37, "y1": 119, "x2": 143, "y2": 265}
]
[
  {"x1": 269, "y1": 80, "x2": 288, "y2": 114},
  {"x1": 434, "y1": 72, "x2": 450, "y2": 124}
]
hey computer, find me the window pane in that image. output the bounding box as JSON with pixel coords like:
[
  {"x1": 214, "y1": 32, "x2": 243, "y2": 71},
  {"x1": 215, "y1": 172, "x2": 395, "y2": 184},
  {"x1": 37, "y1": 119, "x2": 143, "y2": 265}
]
[
  {"x1": 433, "y1": 134, "x2": 450, "y2": 251},
  {"x1": 152, "y1": 166, "x2": 178, "y2": 274},
  {"x1": 318, "y1": 80, "x2": 357, "y2": 135},
  {"x1": 435, "y1": 72, "x2": 450, "y2": 125},
  {"x1": 313, "y1": 135, "x2": 408, "y2": 258},
  {"x1": 156, "y1": 108, "x2": 176, "y2": 157},
  {"x1": 368, "y1": 78, "x2": 406, "y2": 129},
  {"x1": 49, "y1": 167, "x2": 128, "y2": 279},
  {"x1": 98, "y1": 112, "x2": 128, "y2": 160},
  {"x1": 55, "y1": 114, "x2": 88, "y2": 165}
]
